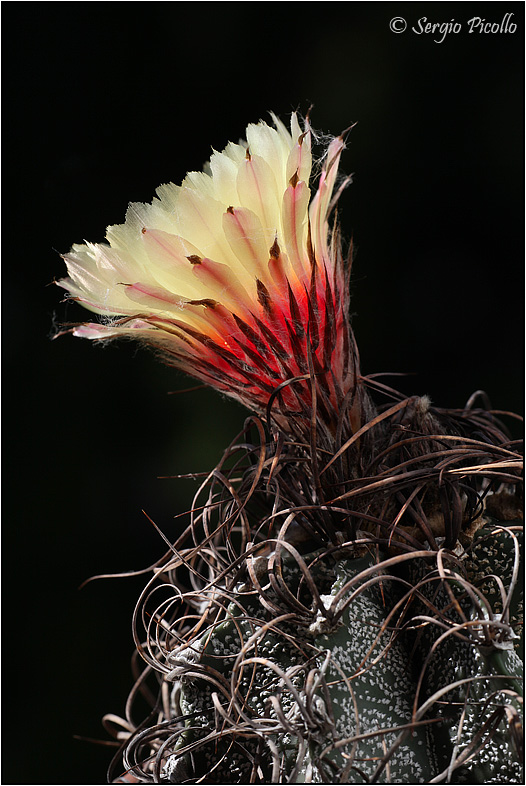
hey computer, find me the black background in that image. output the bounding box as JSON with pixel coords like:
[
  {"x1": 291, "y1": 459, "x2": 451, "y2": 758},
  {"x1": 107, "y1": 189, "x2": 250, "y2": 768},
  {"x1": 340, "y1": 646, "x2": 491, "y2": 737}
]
[{"x1": 3, "y1": 2, "x2": 523, "y2": 784}]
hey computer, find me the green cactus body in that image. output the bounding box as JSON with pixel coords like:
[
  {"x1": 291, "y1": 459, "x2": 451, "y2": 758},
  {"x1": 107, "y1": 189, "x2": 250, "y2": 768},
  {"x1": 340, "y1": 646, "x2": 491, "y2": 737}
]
[
  {"x1": 304, "y1": 557, "x2": 438, "y2": 783},
  {"x1": 159, "y1": 519, "x2": 523, "y2": 784},
  {"x1": 401, "y1": 520, "x2": 523, "y2": 784},
  {"x1": 164, "y1": 553, "x2": 440, "y2": 782}
]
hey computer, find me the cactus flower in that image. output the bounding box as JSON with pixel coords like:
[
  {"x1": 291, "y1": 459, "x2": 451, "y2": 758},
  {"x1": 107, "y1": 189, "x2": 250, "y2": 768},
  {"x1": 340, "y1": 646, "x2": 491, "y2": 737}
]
[
  {"x1": 57, "y1": 112, "x2": 524, "y2": 785},
  {"x1": 57, "y1": 114, "x2": 357, "y2": 434}
]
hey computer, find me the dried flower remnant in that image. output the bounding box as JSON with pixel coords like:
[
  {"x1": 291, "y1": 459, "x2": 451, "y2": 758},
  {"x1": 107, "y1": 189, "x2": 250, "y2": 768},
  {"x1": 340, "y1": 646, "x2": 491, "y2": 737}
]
[{"x1": 57, "y1": 114, "x2": 362, "y2": 438}]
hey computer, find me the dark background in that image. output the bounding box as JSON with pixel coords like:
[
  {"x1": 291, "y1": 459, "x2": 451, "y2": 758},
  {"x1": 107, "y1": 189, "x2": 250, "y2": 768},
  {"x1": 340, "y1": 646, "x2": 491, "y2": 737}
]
[{"x1": 3, "y1": 2, "x2": 523, "y2": 783}]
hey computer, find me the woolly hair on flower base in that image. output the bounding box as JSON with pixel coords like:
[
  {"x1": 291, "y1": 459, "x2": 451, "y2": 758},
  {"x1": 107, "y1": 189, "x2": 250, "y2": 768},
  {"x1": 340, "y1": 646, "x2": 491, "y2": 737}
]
[{"x1": 57, "y1": 112, "x2": 523, "y2": 784}]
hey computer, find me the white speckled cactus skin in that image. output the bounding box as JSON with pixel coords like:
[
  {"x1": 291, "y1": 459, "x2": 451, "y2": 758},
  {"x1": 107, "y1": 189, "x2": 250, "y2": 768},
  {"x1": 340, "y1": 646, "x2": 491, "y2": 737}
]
[{"x1": 160, "y1": 522, "x2": 523, "y2": 784}]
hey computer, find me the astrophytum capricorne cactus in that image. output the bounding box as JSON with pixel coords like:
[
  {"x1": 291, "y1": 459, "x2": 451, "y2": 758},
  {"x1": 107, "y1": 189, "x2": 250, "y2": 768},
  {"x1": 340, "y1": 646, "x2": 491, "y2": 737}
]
[{"x1": 57, "y1": 112, "x2": 523, "y2": 784}]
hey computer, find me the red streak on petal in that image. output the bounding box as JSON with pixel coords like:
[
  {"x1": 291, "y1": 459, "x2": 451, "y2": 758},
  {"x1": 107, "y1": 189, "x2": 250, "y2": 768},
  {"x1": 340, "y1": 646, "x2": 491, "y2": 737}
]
[
  {"x1": 191, "y1": 257, "x2": 252, "y2": 317},
  {"x1": 126, "y1": 283, "x2": 181, "y2": 305}
]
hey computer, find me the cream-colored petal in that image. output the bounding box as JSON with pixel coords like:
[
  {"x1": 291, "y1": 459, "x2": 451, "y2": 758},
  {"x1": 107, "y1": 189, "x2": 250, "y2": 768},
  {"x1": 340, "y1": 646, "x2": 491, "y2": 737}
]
[
  {"x1": 246, "y1": 121, "x2": 290, "y2": 191},
  {"x1": 236, "y1": 153, "x2": 280, "y2": 248},
  {"x1": 222, "y1": 206, "x2": 269, "y2": 283},
  {"x1": 289, "y1": 112, "x2": 303, "y2": 144},
  {"x1": 309, "y1": 136, "x2": 345, "y2": 265},
  {"x1": 208, "y1": 148, "x2": 240, "y2": 206},
  {"x1": 281, "y1": 181, "x2": 310, "y2": 284},
  {"x1": 172, "y1": 186, "x2": 234, "y2": 267},
  {"x1": 191, "y1": 257, "x2": 253, "y2": 316},
  {"x1": 285, "y1": 133, "x2": 312, "y2": 185},
  {"x1": 140, "y1": 228, "x2": 205, "y2": 298},
  {"x1": 125, "y1": 282, "x2": 187, "y2": 311}
]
